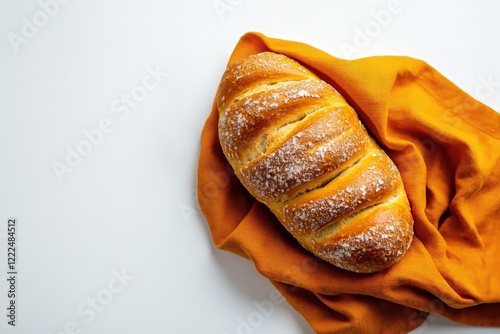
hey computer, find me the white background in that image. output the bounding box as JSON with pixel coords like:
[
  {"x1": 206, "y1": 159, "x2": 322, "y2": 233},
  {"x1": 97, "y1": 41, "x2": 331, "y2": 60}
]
[{"x1": 1, "y1": 0, "x2": 499, "y2": 333}]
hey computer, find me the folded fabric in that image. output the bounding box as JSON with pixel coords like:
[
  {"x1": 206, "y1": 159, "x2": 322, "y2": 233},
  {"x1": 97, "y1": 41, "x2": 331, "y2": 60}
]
[{"x1": 197, "y1": 32, "x2": 500, "y2": 333}]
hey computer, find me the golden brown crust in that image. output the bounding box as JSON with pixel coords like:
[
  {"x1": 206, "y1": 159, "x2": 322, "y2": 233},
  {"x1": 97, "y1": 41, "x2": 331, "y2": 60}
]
[
  {"x1": 273, "y1": 143, "x2": 400, "y2": 236},
  {"x1": 307, "y1": 196, "x2": 414, "y2": 273},
  {"x1": 216, "y1": 52, "x2": 313, "y2": 112},
  {"x1": 216, "y1": 52, "x2": 414, "y2": 273},
  {"x1": 218, "y1": 80, "x2": 343, "y2": 168}
]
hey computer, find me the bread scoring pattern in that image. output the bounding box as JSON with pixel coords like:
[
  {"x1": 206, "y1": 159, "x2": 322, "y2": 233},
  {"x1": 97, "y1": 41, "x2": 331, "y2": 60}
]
[{"x1": 216, "y1": 52, "x2": 413, "y2": 273}]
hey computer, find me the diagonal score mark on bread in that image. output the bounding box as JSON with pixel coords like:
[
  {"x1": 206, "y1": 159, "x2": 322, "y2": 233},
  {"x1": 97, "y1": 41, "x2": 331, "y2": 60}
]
[{"x1": 216, "y1": 52, "x2": 414, "y2": 273}]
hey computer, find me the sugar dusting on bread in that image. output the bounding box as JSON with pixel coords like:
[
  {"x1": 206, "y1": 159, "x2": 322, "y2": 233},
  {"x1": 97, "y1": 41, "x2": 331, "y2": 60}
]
[
  {"x1": 216, "y1": 51, "x2": 414, "y2": 273},
  {"x1": 237, "y1": 107, "x2": 367, "y2": 204},
  {"x1": 279, "y1": 150, "x2": 399, "y2": 235},
  {"x1": 218, "y1": 79, "x2": 342, "y2": 164}
]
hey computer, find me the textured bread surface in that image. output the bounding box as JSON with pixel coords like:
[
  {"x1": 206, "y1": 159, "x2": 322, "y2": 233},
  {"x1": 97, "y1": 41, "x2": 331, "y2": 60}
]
[{"x1": 216, "y1": 52, "x2": 414, "y2": 273}]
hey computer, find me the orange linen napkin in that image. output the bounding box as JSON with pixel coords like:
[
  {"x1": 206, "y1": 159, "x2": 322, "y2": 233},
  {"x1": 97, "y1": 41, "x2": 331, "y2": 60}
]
[{"x1": 197, "y1": 32, "x2": 500, "y2": 333}]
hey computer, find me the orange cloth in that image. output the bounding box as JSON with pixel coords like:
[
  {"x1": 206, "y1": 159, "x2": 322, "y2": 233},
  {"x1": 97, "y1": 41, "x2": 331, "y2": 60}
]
[{"x1": 197, "y1": 32, "x2": 500, "y2": 333}]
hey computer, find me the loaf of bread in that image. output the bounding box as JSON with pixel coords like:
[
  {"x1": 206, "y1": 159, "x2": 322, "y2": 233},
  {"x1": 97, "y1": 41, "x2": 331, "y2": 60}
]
[{"x1": 216, "y1": 52, "x2": 414, "y2": 273}]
